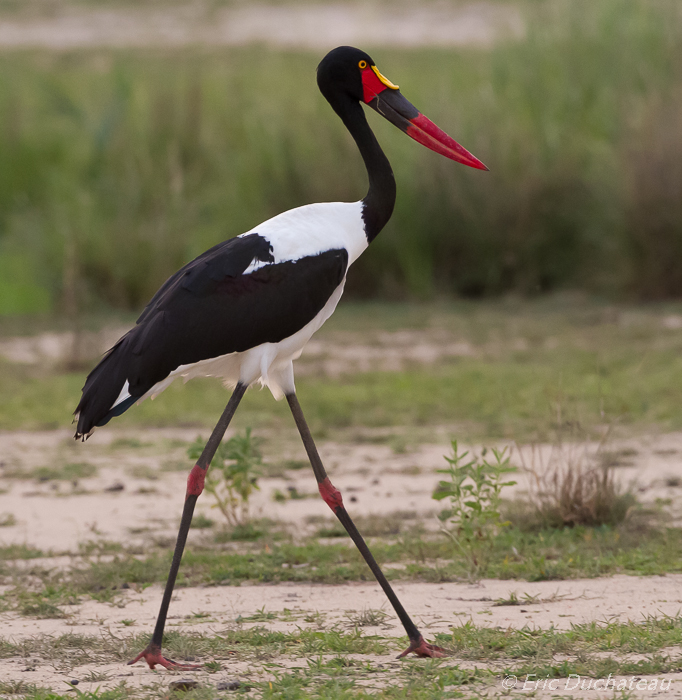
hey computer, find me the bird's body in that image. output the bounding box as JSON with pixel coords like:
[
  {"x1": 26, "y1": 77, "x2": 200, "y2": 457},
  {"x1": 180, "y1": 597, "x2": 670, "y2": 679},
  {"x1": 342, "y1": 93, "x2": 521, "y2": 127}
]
[
  {"x1": 75, "y1": 46, "x2": 487, "y2": 669},
  {"x1": 75, "y1": 200, "x2": 368, "y2": 436}
]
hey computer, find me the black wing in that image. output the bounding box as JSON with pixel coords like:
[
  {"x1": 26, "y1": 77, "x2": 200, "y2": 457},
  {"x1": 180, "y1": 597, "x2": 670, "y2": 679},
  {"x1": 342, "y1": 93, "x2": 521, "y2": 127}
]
[{"x1": 75, "y1": 234, "x2": 348, "y2": 437}]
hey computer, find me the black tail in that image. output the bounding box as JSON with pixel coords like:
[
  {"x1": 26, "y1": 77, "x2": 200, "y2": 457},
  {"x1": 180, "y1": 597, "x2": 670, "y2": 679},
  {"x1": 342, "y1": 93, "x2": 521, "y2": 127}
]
[{"x1": 74, "y1": 337, "x2": 138, "y2": 440}]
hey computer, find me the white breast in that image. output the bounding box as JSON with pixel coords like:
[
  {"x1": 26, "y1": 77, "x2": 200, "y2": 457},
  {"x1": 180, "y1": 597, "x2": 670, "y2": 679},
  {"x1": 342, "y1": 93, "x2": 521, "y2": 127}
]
[{"x1": 241, "y1": 201, "x2": 368, "y2": 270}]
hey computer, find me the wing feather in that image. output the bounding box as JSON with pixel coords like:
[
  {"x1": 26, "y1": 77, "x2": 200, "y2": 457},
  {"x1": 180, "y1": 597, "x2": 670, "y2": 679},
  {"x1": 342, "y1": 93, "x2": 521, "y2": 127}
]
[{"x1": 74, "y1": 233, "x2": 347, "y2": 438}]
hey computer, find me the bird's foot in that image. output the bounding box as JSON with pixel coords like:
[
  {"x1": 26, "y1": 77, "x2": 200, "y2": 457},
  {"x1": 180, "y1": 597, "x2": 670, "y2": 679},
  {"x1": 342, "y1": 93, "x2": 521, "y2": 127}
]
[
  {"x1": 397, "y1": 635, "x2": 446, "y2": 659},
  {"x1": 127, "y1": 644, "x2": 202, "y2": 670}
]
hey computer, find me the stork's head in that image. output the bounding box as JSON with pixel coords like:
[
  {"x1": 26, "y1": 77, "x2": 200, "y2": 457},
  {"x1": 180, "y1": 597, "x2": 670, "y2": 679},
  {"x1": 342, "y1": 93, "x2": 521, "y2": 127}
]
[{"x1": 317, "y1": 46, "x2": 487, "y2": 171}]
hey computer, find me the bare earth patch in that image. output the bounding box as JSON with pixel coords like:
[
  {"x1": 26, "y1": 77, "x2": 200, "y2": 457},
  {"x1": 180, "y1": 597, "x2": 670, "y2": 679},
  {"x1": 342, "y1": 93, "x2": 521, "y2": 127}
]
[{"x1": 2, "y1": 427, "x2": 682, "y2": 550}]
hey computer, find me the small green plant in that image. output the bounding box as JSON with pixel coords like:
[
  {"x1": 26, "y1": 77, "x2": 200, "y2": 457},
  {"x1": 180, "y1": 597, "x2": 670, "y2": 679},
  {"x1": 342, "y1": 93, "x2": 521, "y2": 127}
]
[
  {"x1": 187, "y1": 428, "x2": 263, "y2": 527},
  {"x1": 433, "y1": 441, "x2": 517, "y2": 580}
]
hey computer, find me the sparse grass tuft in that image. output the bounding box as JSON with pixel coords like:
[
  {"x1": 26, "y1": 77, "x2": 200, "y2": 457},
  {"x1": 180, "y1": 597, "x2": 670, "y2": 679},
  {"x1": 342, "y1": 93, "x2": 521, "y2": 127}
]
[
  {"x1": 77, "y1": 540, "x2": 125, "y2": 556},
  {"x1": 190, "y1": 513, "x2": 215, "y2": 529},
  {"x1": 213, "y1": 518, "x2": 277, "y2": 542},
  {"x1": 238, "y1": 607, "x2": 277, "y2": 623},
  {"x1": 31, "y1": 462, "x2": 97, "y2": 482},
  {"x1": 79, "y1": 670, "x2": 113, "y2": 683},
  {"x1": 493, "y1": 591, "x2": 537, "y2": 607},
  {"x1": 0, "y1": 512, "x2": 16, "y2": 527},
  {"x1": 315, "y1": 512, "x2": 411, "y2": 539},
  {"x1": 513, "y1": 438, "x2": 637, "y2": 530},
  {"x1": 18, "y1": 595, "x2": 68, "y2": 619},
  {"x1": 345, "y1": 608, "x2": 391, "y2": 628},
  {"x1": 0, "y1": 544, "x2": 44, "y2": 560},
  {"x1": 0, "y1": 682, "x2": 42, "y2": 698},
  {"x1": 439, "y1": 613, "x2": 682, "y2": 663},
  {"x1": 109, "y1": 437, "x2": 150, "y2": 449}
]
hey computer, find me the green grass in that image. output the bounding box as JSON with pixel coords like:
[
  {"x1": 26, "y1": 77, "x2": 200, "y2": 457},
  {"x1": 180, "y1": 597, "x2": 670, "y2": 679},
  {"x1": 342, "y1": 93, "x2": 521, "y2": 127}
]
[
  {"x1": 441, "y1": 614, "x2": 682, "y2": 660},
  {"x1": 0, "y1": 0, "x2": 681, "y2": 316},
  {"x1": 0, "y1": 544, "x2": 45, "y2": 560},
  {"x1": 0, "y1": 628, "x2": 390, "y2": 665},
  {"x1": 31, "y1": 461, "x2": 98, "y2": 481},
  {"x1": 3, "y1": 521, "x2": 682, "y2": 609},
  {"x1": 18, "y1": 599, "x2": 68, "y2": 619},
  {"x1": 13, "y1": 586, "x2": 80, "y2": 618},
  {"x1": 6, "y1": 299, "x2": 682, "y2": 439}
]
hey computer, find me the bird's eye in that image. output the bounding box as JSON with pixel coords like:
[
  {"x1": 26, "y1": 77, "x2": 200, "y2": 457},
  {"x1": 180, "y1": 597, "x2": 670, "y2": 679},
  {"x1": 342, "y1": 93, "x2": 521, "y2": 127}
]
[{"x1": 358, "y1": 60, "x2": 367, "y2": 69}]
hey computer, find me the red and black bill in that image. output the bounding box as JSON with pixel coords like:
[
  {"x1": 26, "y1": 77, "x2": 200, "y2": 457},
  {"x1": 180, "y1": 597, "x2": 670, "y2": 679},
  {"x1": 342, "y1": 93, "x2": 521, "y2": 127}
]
[{"x1": 361, "y1": 64, "x2": 488, "y2": 171}]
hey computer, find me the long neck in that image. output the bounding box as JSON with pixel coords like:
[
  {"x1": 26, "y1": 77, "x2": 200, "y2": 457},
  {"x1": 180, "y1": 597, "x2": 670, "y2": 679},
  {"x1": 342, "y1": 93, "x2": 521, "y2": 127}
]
[{"x1": 336, "y1": 98, "x2": 396, "y2": 243}]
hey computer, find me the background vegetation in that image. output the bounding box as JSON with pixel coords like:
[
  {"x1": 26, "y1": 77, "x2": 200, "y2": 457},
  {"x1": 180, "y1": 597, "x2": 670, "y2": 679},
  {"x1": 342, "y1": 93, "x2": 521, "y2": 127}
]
[{"x1": 1, "y1": 0, "x2": 681, "y2": 317}]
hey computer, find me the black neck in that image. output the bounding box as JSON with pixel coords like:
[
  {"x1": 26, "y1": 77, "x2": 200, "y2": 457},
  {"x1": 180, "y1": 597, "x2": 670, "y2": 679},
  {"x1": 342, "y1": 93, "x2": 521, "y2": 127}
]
[{"x1": 333, "y1": 98, "x2": 396, "y2": 243}]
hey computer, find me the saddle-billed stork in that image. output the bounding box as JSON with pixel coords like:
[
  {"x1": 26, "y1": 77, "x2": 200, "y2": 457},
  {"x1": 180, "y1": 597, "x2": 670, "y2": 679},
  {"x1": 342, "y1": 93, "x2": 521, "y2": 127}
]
[{"x1": 75, "y1": 46, "x2": 487, "y2": 669}]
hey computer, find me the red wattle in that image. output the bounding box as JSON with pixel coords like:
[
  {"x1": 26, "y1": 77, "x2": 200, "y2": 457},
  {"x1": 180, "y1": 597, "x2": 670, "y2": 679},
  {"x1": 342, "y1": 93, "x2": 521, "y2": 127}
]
[{"x1": 361, "y1": 67, "x2": 388, "y2": 104}]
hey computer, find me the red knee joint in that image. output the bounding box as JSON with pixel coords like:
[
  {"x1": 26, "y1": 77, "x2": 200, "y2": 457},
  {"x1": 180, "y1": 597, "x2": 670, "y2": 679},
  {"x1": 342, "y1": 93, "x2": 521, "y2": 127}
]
[
  {"x1": 186, "y1": 464, "x2": 206, "y2": 498},
  {"x1": 319, "y1": 477, "x2": 343, "y2": 511}
]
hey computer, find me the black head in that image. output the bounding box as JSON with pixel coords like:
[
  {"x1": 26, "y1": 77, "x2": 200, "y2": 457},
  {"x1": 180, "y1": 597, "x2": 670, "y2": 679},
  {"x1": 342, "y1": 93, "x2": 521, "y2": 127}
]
[
  {"x1": 317, "y1": 46, "x2": 375, "y2": 105},
  {"x1": 317, "y1": 46, "x2": 488, "y2": 171}
]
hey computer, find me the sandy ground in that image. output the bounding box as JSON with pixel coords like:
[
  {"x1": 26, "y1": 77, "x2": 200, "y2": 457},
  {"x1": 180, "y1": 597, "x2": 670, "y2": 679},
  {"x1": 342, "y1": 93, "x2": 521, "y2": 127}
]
[
  {"x1": 3, "y1": 426, "x2": 682, "y2": 551},
  {"x1": 0, "y1": 1, "x2": 524, "y2": 50},
  {"x1": 2, "y1": 426, "x2": 682, "y2": 694},
  {"x1": 4, "y1": 576, "x2": 682, "y2": 695}
]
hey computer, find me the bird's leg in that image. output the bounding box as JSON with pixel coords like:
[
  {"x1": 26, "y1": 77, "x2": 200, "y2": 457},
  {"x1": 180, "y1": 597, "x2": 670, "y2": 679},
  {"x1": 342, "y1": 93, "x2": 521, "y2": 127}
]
[
  {"x1": 128, "y1": 382, "x2": 248, "y2": 670},
  {"x1": 285, "y1": 393, "x2": 444, "y2": 659}
]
